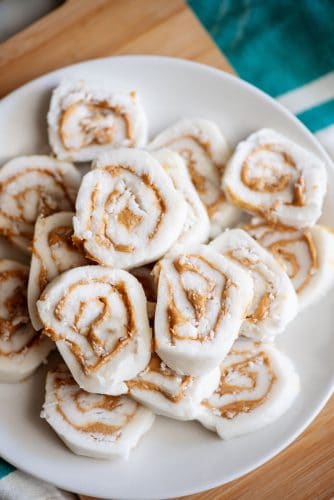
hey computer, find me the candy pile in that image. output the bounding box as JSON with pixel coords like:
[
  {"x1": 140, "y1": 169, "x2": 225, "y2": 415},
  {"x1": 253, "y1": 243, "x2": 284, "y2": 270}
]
[{"x1": 0, "y1": 80, "x2": 331, "y2": 459}]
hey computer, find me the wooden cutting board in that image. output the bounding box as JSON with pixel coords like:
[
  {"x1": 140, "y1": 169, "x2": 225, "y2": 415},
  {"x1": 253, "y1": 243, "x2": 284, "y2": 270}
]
[{"x1": 0, "y1": 1, "x2": 333, "y2": 498}]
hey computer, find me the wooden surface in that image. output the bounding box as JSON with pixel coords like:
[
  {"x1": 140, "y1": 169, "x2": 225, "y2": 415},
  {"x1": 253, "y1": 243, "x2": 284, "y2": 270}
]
[
  {"x1": 182, "y1": 400, "x2": 334, "y2": 500},
  {"x1": 0, "y1": 0, "x2": 233, "y2": 97},
  {"x1": 0, "y1": 1, "x2": 333, "y2": 498}
]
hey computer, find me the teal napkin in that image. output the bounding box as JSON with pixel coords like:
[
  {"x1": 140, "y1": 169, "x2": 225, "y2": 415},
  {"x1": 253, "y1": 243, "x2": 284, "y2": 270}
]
[{"x1": 189, "y1": 0, "x2": 334, "y2": 139}]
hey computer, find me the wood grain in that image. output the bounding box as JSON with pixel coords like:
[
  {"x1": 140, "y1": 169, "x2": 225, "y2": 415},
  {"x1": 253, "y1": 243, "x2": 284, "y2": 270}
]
[
  {"x1": 182, "y1": 399, "x2": 334, "y2": 500},
  {"x1": 0, "y1": 1, "x2": 332, "y2": 499},
  {"x1": 0, "y1": 0, "x2": 233, "y2": 98}
]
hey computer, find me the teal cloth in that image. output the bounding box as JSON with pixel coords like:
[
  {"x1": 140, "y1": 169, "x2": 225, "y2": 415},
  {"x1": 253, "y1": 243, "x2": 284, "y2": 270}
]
[
  {"x1": 0, "y1": 460, "x2": 15, "y2": 479},
  {"x1": 297, "y1": 99, "x2": 334, "y2": 132},
  {"x1": 189, "y1": 0, "x2": 334, "y2": 132}
]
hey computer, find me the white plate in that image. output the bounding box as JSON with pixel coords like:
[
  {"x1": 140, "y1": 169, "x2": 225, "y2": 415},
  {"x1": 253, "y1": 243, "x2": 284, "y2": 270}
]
[{"x1": 0, "y1": 56, "x2": 333, "y2": 500}]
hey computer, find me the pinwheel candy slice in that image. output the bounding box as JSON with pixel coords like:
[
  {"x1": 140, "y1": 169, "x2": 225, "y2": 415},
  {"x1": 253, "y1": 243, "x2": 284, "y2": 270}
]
[
  {"x1": 0, "y1": 259, "x2": 53, "y2": 382},
  {"x1": 244, "y1": 218, "x2": 334, "y2": 310},
  {"x1": 154, "y1": 244, "x2": 254, "y2": 376},
  {"x1": 42, "y1": 365, "x2": 155, "y2": 459},
  {"x1": 37, "y1": 265, "x2": 152, "y2": 395},
  {"x1": 148, "y1": 118, "x2": 241, "y2": 237},
  {"x1": 223, "y1": 128, "x2": 327, "y2": 228},
  {"x1": 198, "y1": 339, "x2": 300, "y2": 439},
  {"x1": 211, "y1": 229, "x2": 298, "y2": 341},
  {"x1": 127, "y1": 353, "x2": 220, "y2": 421},
  {"x1": 0, "y1": 156, "x2": 81, "y2": 252},
  {"x1": 152, "y1": 149, "x2": 210, "y2": 246},
  {"x1": 73, "y1": 148, "x2": 187, "y2": 268},
  {"x1": 28, "y1": 212, "x2": 88, "y2": 330},
  {"x1": 48, "y1": 80, "x2": 148, "y2": 161}
]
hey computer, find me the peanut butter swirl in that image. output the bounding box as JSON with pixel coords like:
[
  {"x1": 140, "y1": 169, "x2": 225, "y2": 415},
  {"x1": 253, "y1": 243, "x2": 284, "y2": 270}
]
[
  {"x1": 244, "y1": 220, "x2": 318, "y2": 294},
  {"x1": 40, "y1": 220, "x2": 87, "y2": 279},
  {"x1": 0, "y1": 157, "x2": 80, "y2": 251},
  {"x1": 210, "y1": 228, "x2": 298, "y2": 341},
  {"x1": 202, "y1": 347, "x2": 276, "y2": 418},
  {"x1": 43, "y1": 277, "x2": 137, "y2": 375},
  {"x1": 0, "y1": 259, "x2": 42, "y2": 356},
  {"x1": 48, "y1": 82, "x2": 147, "y2": 162},
  {"x1": 73, "y1": 149, "x2": 186, "y2": 269},
  {"x1": 241, "y1": 144, "x2": 299, "y2": 195},
  {"x1": 127, "y1": 353, "x2": 193, "y2": 403},
  {"x1": 59, "y1": 100, "x2": 134, "y2": 152},
  {"x1": 226, "y1": 250, "x2": 273, "y2": 324},
  {"x1": 163, "y1": 253, "x2": 233, "y2": 344},
  {"x1": 28, "y1": 212, "x2": 88, "y2": 331},
  {"x1": 223, "y1": 129, "x2": 327, "y2": 229},
  {"x1": 163, "y1": 135, "x2": 225, "y2": 218},
  {"x1": 85, "y1": 166, "x2": 164, "y2": 259},
  {"x1": 50, "y1": 366, "x2": 139, "y2": 437},
  {"x1": 38, "y1": 266, "x2": 152, "y2": 394},
  {"x1": 235, "y1": 143, "x2": 308, "y2": 219},
  {"x1": 155, "y1": 244, "x2": 254, "y2": 376},
  {"x1": 148, "y1": 119, "x2": 236, "y2": 236}
]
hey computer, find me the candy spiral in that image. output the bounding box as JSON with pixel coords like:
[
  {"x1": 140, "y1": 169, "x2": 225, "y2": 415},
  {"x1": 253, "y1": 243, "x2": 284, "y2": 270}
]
[
  {"x1": 149, "y1": 118, "x2": 241, "y2": 237},
  {"x1": 37, "y1": 265, "x2": 152, "y2": 395},
  {"x1": 244, "y1": 219, "x2": 334, "y2": 309},
  {"x1": 127, "y1": 353, "x2": 220, "y2": 420},
  {"x1": 154, "y1": 244, "x2": 254, "y2": 376},
  {"x1": 152, "y1": 149, "x2": 210, "y2": 246},
  {"x1": 198, "y1": 339, "x2": 300, "y2": 439},
  {"x1": 48, "y1": 81, "x2": 148, "y2": 162},
  {"x1": 0, "y1": 156, "x2": 81, "y2": 251},
  {"x1": 42, "y1": 365, "x2": 154, "y2": 459},
  {"x1": 73, "y1": 148, "x2": 187, "y2": 269},
  {"x1": 223, "y1": 129, "x2": 327, "y2": 228},
  {"x1": 0, "y1": 259, "x2": 52, "y2": 382},
  {"x1": 28, "y1": 212, "x2": 88, "y2": 330},
  {"x1": 211, "y1": 229, "x2": 298, "y2": 341}
]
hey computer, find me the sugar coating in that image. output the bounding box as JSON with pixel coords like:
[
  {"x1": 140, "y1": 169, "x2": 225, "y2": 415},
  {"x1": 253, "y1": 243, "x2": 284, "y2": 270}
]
[
  {"x1": 155, "y1": 244, "x2": 254, "y2": 376},
  {"x1": 74, "y1": 148, "x2": 187, "y2": 269},
  {"x1": 149, "y1": 118, "x2": 241, "y2": 236},
  {"x1": 223, "y1": 128, "x2": 327, "y2": 228},
  {"x1": 37, "y1": 265, "x2": 152, "y2": 395},
  {"x1": 211, "y1": 228, "x2": 298, "y2": 341},
  {"x1": 42, "y1": 365, "x2": 154, "y2": 459},
  {"x1": 48, "y1": 80, "x2": 148, "y2": 161},
  {"x1": 197, "y1": 339, "x2": 300, "y2": 439}
]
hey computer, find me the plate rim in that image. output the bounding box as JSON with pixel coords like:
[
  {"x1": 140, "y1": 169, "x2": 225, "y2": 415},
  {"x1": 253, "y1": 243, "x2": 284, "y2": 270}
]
[
  {"x1": 2, "y1": 54, "x2": 334, "y2": 166},
  {"x1": 0, "y1": 54, "x2": 333, "y2": 499}
]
